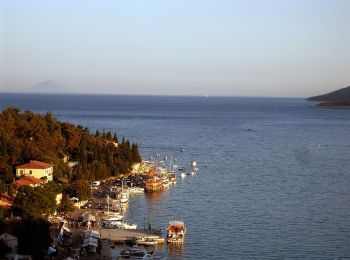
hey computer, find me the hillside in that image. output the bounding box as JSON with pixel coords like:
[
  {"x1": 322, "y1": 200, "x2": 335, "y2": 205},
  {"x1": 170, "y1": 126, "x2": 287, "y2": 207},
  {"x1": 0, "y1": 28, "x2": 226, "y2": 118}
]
[
  {"x1": 308, "y1": 86, "x2": 350, "y2": 101},
  {"x1": 0, "y1": 108, "x2": 142, "y2": 191}
]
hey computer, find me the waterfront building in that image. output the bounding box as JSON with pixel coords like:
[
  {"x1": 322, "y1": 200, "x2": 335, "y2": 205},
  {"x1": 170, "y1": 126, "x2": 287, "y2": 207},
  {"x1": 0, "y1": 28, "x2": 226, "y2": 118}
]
[{"x1": 15, "y1": 160, "x2": 53, "y2": 182}]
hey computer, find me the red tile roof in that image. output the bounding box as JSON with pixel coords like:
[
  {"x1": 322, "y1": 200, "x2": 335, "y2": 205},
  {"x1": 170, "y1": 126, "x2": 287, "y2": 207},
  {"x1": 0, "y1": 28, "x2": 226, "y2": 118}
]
[
  {"x1": 0, "y1": 193, "x2": 13, "y2": 207},
  {"x1": 12, "y1": 176, "x2": 44, "y2": 187},
  {"x1": 16, "y1": 160, "x2": 53, "y2": 169}
]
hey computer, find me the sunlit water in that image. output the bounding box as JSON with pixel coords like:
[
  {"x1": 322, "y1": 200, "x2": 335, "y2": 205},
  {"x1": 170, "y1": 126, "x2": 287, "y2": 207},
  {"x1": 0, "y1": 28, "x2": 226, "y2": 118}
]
[{"x1": 1, "y1": 94, "x2": 350, "y2": 259}]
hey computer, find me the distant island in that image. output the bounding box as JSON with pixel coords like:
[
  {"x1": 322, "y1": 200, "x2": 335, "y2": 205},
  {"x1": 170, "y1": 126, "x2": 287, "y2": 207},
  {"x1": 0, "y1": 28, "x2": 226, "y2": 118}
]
[{"x1": 307, "y1": 85, "x2": 350, "y2": 108}]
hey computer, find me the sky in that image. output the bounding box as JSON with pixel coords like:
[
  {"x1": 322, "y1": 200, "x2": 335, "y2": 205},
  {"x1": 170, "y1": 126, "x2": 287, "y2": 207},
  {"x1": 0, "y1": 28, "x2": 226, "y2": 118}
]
[{"x1": 0, "y1": 0, "x2": 349, "y2": 97}]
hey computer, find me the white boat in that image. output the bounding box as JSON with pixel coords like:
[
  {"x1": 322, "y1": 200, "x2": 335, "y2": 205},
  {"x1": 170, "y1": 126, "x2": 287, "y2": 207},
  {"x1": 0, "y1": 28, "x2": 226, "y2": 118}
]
[
  {"x1": 118, "y1": 222, "x2": 137, "y2": 229},
  {"x1": 117, "y1": 245, "x2": 152, "y2": 259},
  {"x1": 129, "y1": 187, "x2": 145, "y2": 194},
  {"x1": 120, "y1": 181, "x2": 129, "y2": 203},
  {"x1": 180, "y1": 172, "x2": 186, "y2": 179},
  {"x1": 103, "y1": 212, "x2": 124, "y2": 221},
  {"x1": 188, "y1": 171, "x2": 196, "y2": 176},
  {"x1": 135, "y1": 236, "x2": 159, "y2": 246},
  {"x1": 167, "y1": 220, "x2": 186, "y2": 243},
  {"x1": 120, "y1": 192, "x2": 129, "y2": 203}
]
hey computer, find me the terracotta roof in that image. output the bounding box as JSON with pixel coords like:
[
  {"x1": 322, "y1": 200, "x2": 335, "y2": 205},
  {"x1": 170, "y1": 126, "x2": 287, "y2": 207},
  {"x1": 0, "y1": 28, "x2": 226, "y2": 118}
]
[
  {"x1": 12, "y1": 176, "x2": 44, "y2": 187},
  {"x1": 0, "y1": 193, "x2": 13, "y2": 207},
  {"x1": 16, "y1": 160, "x2": 53, "y2": 169}
]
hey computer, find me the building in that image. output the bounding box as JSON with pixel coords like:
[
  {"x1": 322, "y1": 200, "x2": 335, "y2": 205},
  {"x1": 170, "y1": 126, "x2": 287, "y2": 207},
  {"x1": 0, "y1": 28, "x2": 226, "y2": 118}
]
[
  {"x1": 12, "y1": 176, "x2": 43, "y2": 188},
  {"x1": 16, "y1": 160, "x2": 53, "y2": 182},
  {"x1": 0, "y1": 193, "x2": 13, "y2": 208}
]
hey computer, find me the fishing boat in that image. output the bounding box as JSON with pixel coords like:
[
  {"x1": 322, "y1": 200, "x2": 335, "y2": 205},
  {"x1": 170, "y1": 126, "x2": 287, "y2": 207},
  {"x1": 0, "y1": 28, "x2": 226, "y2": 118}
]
[{"x1": 167, "y1": 220, "x2": 186, "y2": 243}]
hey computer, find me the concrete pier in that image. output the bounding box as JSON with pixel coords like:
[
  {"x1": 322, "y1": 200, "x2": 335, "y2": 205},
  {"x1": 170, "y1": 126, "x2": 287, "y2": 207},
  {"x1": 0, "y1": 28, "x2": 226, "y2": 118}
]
[{"x1": 100, "y1": 228, "x2": 163, "y2": 242}]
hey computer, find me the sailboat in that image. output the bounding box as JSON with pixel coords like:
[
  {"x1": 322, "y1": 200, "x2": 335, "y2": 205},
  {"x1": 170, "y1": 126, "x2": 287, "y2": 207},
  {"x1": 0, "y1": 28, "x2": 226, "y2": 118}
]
[{"x1": 120, "y1": 181, "x2": 129, "y2": 203}]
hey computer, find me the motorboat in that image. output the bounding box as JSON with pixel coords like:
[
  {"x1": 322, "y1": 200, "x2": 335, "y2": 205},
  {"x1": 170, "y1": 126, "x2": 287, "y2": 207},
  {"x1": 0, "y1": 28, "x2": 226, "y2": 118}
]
[
  {"x1": 167, "y1": 220, "x2": 186, "y2": 243},
  {"x1": 135, "y1": 236, "x2": 159, "y2": 246},
  {"x1": 180, "y1": 172, "x2": 186, "y2": 179}
]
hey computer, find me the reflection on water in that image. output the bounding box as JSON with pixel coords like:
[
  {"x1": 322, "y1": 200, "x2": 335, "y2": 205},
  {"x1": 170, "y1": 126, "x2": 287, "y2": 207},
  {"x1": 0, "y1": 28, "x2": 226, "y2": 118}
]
[
  {"x1": 144, "y1": 191, "x2": 164, "y2": 201},
  {"x1": 167, "y1": 243, "x2": 185, "y2": 259}
]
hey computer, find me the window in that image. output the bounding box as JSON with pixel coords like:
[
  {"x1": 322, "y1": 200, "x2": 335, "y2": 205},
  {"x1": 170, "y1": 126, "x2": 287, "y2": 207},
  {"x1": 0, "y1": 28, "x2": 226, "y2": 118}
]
[
  {"x1": 20, "y1": 170, "x2": 24, "y2": 175},
  {"x1": 30, "y1": 170, "x2": 32, "y2": 175}
]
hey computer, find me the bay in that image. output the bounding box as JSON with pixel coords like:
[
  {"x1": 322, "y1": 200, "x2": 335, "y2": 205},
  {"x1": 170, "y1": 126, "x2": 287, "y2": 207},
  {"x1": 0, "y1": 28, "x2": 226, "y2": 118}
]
[{"x1": 1, "y1": 93, "x2": 350, "y2": 259}]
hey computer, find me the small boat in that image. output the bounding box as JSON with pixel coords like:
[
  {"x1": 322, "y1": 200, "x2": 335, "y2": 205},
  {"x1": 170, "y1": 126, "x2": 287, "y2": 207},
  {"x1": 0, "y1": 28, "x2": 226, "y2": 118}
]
[
  {"x1": 180, "y1": 147, "x2": 186, "y2": 152},
  {"x1": 117, "y1": 245, "x2": 152, "y2": 259},
  {"x1": 129, "y1": 187, "x2": 145, "y2": 194},
  {"x1": 180, "y1": 172, "x2": 186, "y2": 179},
  {"x1": 169, "y1": 173, "x2": 177, "y2": 184},
  {"x1": 188, "y1": 171, "x2": 196, "y2": 176},
  {"x1": 118, "y1": 222, "x2": 137, "y2": 229},
  {"x1": 103, "y1": 212, "x2": 124, "y2": 221},
  {"x1": 167, "y1": 220, "x2": 186, "y2": 244},
  {"x1": 120, "y1": 192, "x2": 129, "y2": 203},
  {"x1": 136, "y1": 236, "x2": 159, "y2": 246}
]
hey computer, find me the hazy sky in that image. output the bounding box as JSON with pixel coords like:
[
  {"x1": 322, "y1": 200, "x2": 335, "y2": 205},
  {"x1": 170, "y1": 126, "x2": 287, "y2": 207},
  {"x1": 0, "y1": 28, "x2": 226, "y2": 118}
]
[{"x1": 0, "y1": 0, "x2": 349, "y2": 97}]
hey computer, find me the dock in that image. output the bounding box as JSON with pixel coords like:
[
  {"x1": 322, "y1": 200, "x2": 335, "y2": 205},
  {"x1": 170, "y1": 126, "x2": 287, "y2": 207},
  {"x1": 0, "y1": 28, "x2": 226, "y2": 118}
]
[{"x1": 100, "y1": 228, "x2": 164, "y2": 243}]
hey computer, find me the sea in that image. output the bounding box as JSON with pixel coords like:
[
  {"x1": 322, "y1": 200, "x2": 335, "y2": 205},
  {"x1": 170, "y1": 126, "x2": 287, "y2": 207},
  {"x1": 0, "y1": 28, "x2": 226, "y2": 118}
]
[{"x1": 1, "y1": 93, "x2": 350, "y2": 260}]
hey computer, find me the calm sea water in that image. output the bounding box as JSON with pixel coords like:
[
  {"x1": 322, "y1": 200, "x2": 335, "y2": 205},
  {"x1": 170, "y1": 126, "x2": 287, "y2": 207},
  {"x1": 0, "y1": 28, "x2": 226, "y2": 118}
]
[{"x1": 1, "y1": 93, "x2": 350, "y2": 259}]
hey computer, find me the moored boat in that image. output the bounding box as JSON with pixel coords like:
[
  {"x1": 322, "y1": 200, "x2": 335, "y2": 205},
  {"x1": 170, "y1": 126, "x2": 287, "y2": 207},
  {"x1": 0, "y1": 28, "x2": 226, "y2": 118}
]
[
  {"x1": 167, "y1": 220, "x2": 186, "y2": 243},
  {"x1": 117, "y1": 245, "x2": 152, "y2": 259}
]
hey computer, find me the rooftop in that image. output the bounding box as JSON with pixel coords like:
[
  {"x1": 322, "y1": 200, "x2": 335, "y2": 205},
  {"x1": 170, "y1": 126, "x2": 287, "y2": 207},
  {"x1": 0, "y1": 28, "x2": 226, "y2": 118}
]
[
  {"x1": 16, "y1": 160, "x2": 53, "y2": 169},
  {"x1": 12, "y1": 176, "x2": 44, "y2": 187}
]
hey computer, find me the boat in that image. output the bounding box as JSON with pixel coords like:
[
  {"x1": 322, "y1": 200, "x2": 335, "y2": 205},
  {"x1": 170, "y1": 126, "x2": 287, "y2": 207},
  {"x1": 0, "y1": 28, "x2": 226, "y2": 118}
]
[
  {"x1": 191, "y1": 161, "x2": 198, "y2": 172},
  {"x1": 167, "y1": 220, "x2": 186, "y2": 243},
  {"x1": 162, "y1": 176, "x2": 170, "y2": 188},
  {"x1": 117, "y1": 245, "x2": 152, "y2": 259},
  {"x1": 129, "y1": 187, "x2": 145, "y2": 194},
  {"x1": 145, "y1": 169, "x2": 163, "y2": 192},
  {"x1": 120, "y1": 181, "x2": 129, "y2": 203},
  {"x1": 135, "y1": 236, "x2": 159, "y2": 246},
  {"x1": 180, "y1": 172, "x2": 186, "y2": 179},
  {"x1": 169, "y1": 172, "x2": 177, "y2": 184},
  {"x1": 188, "y1": 171, "x2": 196, "y2": 176},
  {"x1": 117, "y1": 222, "x2": 137, "y2": 229},
  {"x1": 102, "y1": 212, "x2": 124, "y2": 221}
]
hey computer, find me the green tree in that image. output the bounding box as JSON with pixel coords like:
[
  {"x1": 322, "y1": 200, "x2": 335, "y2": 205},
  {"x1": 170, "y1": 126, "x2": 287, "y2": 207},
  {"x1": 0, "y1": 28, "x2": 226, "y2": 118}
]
[
  {"x1": 113, "y1": 132, "x2": 118, "y2": 143},
  {"x1": 131, "y1": 143, "x2": 142, "y2": 163},
  {"x1": 69, "y1": 180, "x2": 90, "y2": 200},
  {"x1": 13, "y1": 186, "x2": 56, "y2": 220},
  {"x1": 57, "y1": 195, "x2": 75, "y2": 213}
]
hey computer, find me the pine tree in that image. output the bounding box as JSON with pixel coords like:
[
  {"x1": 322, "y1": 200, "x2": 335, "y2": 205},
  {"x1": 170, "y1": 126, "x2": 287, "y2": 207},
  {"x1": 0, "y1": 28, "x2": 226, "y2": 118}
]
[{"x1": 113, "y1": 132, "x2": 118, "y2": 143}]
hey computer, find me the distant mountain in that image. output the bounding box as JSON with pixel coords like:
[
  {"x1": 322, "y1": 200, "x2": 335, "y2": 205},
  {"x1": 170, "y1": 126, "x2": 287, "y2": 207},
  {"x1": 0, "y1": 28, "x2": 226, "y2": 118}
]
[
  {"x1": 28, "y1": 80, "x2": 71, "y2": 93},
  {"x1": 308, "y1": 86, "x2": 350, "y2": 101}
]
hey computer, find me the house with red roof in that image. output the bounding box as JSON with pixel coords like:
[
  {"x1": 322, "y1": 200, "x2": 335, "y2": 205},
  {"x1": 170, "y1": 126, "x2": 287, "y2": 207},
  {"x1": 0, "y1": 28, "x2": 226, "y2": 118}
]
[
  {"x1": 12, "y1": 176, "x2": 44, "y2": 188},
  {"x1": 0, "y1": 193, "x2": 13, "y2": 208},
  {"x1": 16, "y1": 160, "x2": 53, "y2": 182}
]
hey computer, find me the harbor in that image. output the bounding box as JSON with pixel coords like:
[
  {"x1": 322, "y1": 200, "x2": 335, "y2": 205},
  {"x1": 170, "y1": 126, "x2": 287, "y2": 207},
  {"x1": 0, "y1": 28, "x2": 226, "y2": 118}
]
[{"x1": 47, "y1": 157, "x2": 193, "y2": 259}]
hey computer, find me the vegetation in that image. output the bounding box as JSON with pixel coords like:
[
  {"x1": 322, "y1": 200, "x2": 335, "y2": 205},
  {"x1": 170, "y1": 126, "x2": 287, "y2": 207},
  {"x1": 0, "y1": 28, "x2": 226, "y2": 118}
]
[
  {"x1": 0, "y1": 108, "x2": 142, "y2": 192},
  {"x1": 307, "y1": 85, "x2": 350, "y2": 101},
  {"x1": 13, "y1": 186, "x2": 57, "y2": 220}
]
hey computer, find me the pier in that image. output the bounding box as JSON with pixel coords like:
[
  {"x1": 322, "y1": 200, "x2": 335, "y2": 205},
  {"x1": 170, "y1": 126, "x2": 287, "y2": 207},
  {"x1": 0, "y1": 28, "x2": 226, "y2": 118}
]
[{"x1": 100, "y1": 228, "x2": 164, "y2": 243}]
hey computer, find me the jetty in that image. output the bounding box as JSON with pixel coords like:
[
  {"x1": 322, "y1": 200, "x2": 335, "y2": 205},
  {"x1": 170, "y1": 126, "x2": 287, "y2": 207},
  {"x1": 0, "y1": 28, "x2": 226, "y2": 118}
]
[{"x1": 100, "y1": 228, "x2": 164, "y2": 243}]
